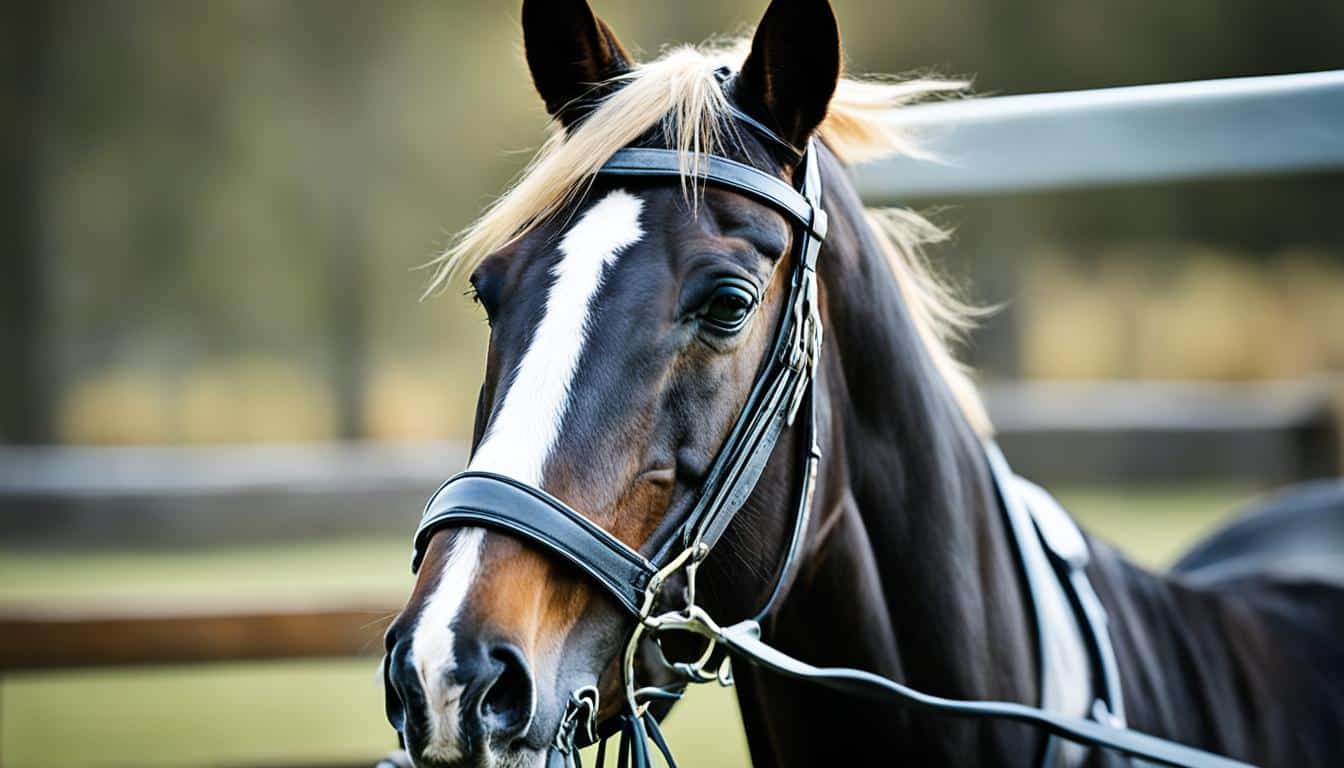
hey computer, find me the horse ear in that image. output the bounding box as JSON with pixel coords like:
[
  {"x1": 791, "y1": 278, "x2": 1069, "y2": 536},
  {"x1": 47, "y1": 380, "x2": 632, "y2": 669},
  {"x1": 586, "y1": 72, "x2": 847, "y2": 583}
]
[
  {"x1": 522, "y1": 0, "x2": 632, "y2": 128},
  {"x1": 735, "y1": 0, "x2": 841, "y2": 149}
]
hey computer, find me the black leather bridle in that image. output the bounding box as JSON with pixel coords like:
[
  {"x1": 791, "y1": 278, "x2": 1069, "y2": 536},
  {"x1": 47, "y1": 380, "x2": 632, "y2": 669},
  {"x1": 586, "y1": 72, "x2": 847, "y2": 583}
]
[{"x1": 400, "y1": 114, "x2": 1254, "y2": 768}]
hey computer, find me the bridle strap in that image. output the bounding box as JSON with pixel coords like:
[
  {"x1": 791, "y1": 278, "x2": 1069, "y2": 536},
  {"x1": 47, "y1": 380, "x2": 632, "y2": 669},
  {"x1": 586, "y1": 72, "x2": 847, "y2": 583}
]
[
  {"x1": 715, "y1": 621, "x2": 1251, "y2": 768},
  {"x1": 677, "y1": 145, "x2": 825, "y2": 557},
  {"x1": 599, "y1": 148, "x2": 825, "y2": 237},
  {"x1": 750, "y1": 384, "x2": 821, "y2": 624},
  {"x1": 414, "y1": 472, "x2": 655, "y2": 616}
]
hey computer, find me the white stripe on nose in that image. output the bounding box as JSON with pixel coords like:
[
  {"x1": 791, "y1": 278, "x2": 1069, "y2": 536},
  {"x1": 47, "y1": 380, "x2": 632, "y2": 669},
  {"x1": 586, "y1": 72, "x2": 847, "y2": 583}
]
[
  {"x1": 410, "y1": 527, "x2": 484, "y2": 763},
  {"x1": 408, "y1": 190, "x2": 645, "y2": 761},
  {"x1": 468, "y1": 189, "x2": 646, "y2": 480}
]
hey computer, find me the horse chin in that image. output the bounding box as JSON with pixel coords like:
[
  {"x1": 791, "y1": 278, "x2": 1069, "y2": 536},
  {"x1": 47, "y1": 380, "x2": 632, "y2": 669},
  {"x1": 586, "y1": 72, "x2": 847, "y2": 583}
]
[
  {"x1": 391, "y1": 743, "x2": 550, "y2": 768},
  {"x1": 482, "y1": 747, "x2": 551, "y2": 768},
  {"x1": 390, "y1": 700, "x2": 557, "y2": 768}
]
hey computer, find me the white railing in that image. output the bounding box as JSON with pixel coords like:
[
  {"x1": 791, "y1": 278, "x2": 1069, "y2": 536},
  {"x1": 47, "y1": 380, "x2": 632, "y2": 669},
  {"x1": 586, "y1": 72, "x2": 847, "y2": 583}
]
[{"x1": 854, "y1": 70, "x2": 1344, "y2": 200}]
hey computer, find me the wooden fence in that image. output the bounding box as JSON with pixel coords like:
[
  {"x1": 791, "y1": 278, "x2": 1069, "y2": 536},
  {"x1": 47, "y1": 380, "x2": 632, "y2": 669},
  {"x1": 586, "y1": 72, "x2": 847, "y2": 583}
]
[
  {"x1": 0, "y1": 598, "x2": 395, "y2": 672},
  {"x1": 0, "y1": 598, "x2": 399, "y2": 767}
]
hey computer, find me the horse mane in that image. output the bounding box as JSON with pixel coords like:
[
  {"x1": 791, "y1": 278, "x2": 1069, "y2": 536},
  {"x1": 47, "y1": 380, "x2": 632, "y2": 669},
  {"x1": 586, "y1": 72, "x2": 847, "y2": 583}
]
[{"x1": 426, "y1": 39, "x2": 991, "y2": 436}]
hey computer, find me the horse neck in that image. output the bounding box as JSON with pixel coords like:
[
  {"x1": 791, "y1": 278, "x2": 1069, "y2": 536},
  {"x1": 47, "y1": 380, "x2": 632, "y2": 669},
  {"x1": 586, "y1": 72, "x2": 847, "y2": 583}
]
[
  {"x1": 824, "y1": 147, "x2": 1036, "y2": 695},
  {"x1": 732, "y1": 150, "x2": 1044, "y2": 764}
]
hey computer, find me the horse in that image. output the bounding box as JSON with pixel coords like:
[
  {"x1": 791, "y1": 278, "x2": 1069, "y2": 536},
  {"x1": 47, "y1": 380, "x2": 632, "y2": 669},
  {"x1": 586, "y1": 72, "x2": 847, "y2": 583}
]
[{"x1": 380, "y1": 1, "x2": 1344, "y2": 766}]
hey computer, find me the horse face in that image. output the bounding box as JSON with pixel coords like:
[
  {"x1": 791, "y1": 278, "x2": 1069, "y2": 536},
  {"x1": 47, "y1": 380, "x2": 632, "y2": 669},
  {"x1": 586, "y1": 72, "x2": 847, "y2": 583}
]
[
  {"x1": 382, "y1": 181, "x2": 793, "y2": 766},
  {"x1": 383, "y1": 1, "x2": 840, "y2": 763}
]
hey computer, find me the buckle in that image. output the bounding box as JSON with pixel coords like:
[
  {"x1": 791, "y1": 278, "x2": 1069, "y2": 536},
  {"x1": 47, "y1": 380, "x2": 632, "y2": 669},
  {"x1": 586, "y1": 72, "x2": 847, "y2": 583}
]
[
  {"x1": 553, "y1": 685, "x2": 599, "y2": 754},
  {"x1": 620, "y1": 542, "x2": 711, "y2": 718},
  {"x1": 645, "y1": 604, "x2": 735, "y2": 686},
  {"x1": 783, "y1": 268, "x2": 822, "y2": 373},
  {"x1": 638, "y1": 542, "x2": 709, "y2": 621},
  {"x1": 1091, "y1": 699, "x2": 1125, "y2": 729},
  {"x1": 808, "y1": 208, "x2": 828, "y2": 246}
]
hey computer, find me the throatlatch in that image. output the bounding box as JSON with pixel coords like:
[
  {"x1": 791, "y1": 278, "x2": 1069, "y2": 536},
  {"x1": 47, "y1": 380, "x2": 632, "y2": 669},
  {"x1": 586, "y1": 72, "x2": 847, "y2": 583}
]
[{"x1": 405, "y1": 109, "x2": 1255, "y2": 768}]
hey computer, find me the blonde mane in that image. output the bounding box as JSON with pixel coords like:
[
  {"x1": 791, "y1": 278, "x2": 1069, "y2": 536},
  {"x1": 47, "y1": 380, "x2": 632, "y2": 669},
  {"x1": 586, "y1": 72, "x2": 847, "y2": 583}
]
[{"x1": 427, "y1": 40, "x2": 991, "y2": 436}]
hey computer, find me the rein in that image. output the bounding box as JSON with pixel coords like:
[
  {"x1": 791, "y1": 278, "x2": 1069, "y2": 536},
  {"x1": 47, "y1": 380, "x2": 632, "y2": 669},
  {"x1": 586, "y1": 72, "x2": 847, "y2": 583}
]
[{"x1": 404, "y1": 126, "x2": 1254, "y2": 768}]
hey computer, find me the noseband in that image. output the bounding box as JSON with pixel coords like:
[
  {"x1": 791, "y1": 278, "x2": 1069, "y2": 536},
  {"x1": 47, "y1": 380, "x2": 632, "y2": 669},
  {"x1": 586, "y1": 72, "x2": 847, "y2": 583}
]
[{"x1": 399, "y1": 116, "x2": 1252, "y2": 768}]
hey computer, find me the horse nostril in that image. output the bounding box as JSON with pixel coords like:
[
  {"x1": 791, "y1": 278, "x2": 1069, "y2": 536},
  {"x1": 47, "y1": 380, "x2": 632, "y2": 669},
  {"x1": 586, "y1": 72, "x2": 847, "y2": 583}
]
[
  {"x1": 383, "y1": 636, "x2": 417, "y2": 736},
  {"x1": 479, "y1": 642, "x2": 535, "y2": 741}
]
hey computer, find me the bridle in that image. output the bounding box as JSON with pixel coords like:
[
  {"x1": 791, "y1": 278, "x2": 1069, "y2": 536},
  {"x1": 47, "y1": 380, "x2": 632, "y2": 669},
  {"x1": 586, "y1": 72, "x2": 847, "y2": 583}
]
[{"x1": 396, "y1": 106, "x2": 1254, "y2": 768}]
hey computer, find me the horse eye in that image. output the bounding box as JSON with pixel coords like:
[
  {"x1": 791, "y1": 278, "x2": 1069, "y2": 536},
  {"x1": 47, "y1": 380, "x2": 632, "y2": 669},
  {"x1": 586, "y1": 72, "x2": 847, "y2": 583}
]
[{"x1": 700, "y1": 282, "x2": 757, "y2": 333}]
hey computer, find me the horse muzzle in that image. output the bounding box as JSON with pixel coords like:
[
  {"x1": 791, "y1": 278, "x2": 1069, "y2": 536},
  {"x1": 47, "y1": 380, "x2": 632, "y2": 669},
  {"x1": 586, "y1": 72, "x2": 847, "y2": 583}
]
[{"x1": 383, "y1": 625, "x2": 541, "y2": 767}]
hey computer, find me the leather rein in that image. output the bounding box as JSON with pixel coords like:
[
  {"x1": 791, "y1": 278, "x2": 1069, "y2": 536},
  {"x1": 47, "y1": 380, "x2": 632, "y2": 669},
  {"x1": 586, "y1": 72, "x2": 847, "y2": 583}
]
[{"x1": 402, "y1": 120, "x2": 1254, "y2": 768}]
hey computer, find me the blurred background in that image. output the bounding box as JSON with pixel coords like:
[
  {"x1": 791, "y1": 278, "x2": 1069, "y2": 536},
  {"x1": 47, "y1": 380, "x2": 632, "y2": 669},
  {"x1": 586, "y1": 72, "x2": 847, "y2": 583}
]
[{"x1": 1, "y1": 1, "x2": 1341, "y2": 766}]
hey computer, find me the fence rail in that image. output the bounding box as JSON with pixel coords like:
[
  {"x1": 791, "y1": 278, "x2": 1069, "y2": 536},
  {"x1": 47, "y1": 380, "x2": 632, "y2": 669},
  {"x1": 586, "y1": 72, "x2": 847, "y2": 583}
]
[
  {"x1": 0, "y1": 382, "x2": 1337, "y2": 548},
  {"x1": 986, "y1": 380, "x2": 1341, "y2": 483},
  {"x1": 0, "y1": 598, "x2": 396, "y2": 672},
  {"x1": 854, "y1": 70, "x2": 1344, "y2": 200}
]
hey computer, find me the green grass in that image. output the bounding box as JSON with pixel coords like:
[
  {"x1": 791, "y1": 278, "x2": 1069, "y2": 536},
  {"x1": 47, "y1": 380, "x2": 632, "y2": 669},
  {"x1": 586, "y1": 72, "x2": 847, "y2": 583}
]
[
  {"x1": 1056, "y1": 483, "x2": 1258, "y2": 568},
  {"x1": 1, "y1": 659, "x2": 390, "y2": 768},
  {"x1": 0, "y1": 484, "x2": 1257, "y2": 767}
]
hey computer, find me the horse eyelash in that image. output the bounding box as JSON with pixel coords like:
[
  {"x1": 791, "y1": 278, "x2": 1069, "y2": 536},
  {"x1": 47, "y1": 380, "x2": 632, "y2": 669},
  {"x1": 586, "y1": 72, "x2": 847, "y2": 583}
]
[{"x1": 463, "y1": 287, "x2": 494, "y2": 327}]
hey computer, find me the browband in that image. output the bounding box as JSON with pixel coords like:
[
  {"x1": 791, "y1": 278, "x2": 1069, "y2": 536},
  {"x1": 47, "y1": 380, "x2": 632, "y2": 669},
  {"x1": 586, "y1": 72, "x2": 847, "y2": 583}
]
[{"x1": 600, "y1": 148, "x2": 826, "y2": 239}]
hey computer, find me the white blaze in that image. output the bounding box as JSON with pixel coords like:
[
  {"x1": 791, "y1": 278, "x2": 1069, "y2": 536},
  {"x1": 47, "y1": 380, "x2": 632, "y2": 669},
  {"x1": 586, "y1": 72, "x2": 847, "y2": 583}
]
[
  {"x1": 410, "y1": 190, "x2": 645, "y2": 760},
  {"x1": 468, "y1": 189, "x2": 645, "y2": 479}
]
